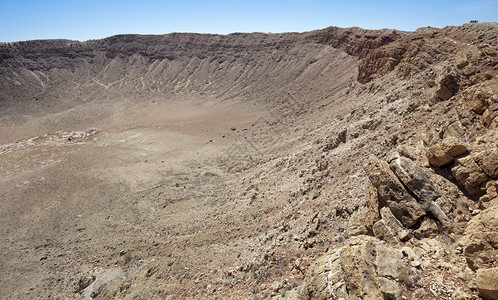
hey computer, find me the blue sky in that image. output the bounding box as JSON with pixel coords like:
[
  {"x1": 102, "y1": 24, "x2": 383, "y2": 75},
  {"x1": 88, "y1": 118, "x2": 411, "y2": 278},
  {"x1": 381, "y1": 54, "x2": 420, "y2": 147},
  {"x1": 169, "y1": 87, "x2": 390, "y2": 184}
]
[{"x1": 0, "y1": 0, "x2": 496, "y2": 42}]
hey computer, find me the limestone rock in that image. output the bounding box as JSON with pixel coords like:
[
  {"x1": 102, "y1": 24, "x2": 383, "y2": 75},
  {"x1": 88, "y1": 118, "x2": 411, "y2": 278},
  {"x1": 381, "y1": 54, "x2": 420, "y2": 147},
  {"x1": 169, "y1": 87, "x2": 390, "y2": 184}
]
[
  {"x1": 476, "y1": 267, "x2": 498, "y2": 300},
  {"x1": 460, "y1": 205, "x2": 498, "y2": 271},
  {"x1": 390, "y1": 156, "x2": 439, "y2": 204},
  {"x1": 349, "y1": 208, "x2": 373, "y2": 236},
  {"x1": 389, "y1": 154, "x2": 451, "y2": 226},
  {"x1": 426, "y1": 137, "x2": 467, "y2": 167},
  {"x1": 452, "y1": 155, "x2": 489, "y2": 196},
  {"x1": 427, "y1": 201, "x2": 451, "y2": 227},
  {"x1": 455, "y1": 53, "x2": 469, "y2": 69},
  {"x1": 373, "y1": 219, "x2": 400, "y2": 244},
  {"x1": 322, "y1": 136, "x2": 340, "y2": 152},
  {"x1": 473, "y1": 148, "x2": 498, "y2": 179},
  {"x1": 380, "y1": 207, "x2": 410, "y2": 241},
  {"x1": 365, "y1": 156, "x2": 425, "y2": 228},
  {"x1": 300, "y1": 236, "x2": 403, "y2": 300},
  {"x1": 82, "y1": 268, "x2": 125, "y2": 299},
  {"x1": 455, "y1": 52, "x2": 469, "y2": 69},
  {"x1": 396, "y1": 144, "x2": 418, "y2": 161},
  {"x1": 443, "y1": 120, "x2": 467, "y2": 140}
]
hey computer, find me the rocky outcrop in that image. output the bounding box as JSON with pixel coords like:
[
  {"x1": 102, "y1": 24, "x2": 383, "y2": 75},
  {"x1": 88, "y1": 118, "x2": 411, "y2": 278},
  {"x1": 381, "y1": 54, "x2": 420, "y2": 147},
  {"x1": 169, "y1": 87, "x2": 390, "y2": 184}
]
[
  {"x1": 300, "y1": 236, "x2": 403, "y2": 300},
  {"x1": 426, "y1": 137, "x2": 467, "y2": 167},
  {"x1": 460, "y1": 204, "x2": 498, "y2": 271},
  {"x1": 365, "y1": 156, "x2": 425, "y2": 228},
  {"x1": 452, "y1": 155, "x2": 490, "y2": 196},
  {"x1": 363, "y1": 152, "x2": 454, "y2": 245},
  {"x1": 357, "y1": 44, "x2": 406, "y2": 84}
]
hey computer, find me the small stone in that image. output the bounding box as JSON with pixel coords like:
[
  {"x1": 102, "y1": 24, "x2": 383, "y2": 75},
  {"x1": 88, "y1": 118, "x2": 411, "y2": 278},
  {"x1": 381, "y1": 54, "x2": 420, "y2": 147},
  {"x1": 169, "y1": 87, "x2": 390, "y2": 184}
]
[{"x1": 410, "y1": 260, "x2": 421, "y2": 268}]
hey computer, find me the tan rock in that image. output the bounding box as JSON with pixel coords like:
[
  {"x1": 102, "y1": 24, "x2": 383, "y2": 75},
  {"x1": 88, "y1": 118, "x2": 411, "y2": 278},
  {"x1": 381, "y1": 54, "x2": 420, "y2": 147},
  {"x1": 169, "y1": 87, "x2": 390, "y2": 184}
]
[
  {"x1": 455, "y1": 53, "x2": 469, "y2": 69},
  {"x1": 300, "y1": 236, "x2": 403, "y2": 300},
  {"x1": 426, "y1": 137, "x2": 467, "y2": 167},
  {"x1": 462, "y1": 64, "x2": 477, "y2": 76},
  {"x1": 300, "y1": 255, "x2": 333, "y2": 300},
  {"x1": 82, "y1": 268, "x2": 125, "y2": 299},
  {"x1": 476, "y1": 267, "x2": 498, "y2": 300},
  {"x1": 427, "y1": 201, "x2": 451, "y2": 226},
  {"x1": 396, "y1": 144, "x2": 418, "y2": 161},
  {"x1": 435, "y1": 73, "x2": 459, "y2": 100},
  {"x1": 365, "y1": 156, "x2": 425, "y2": 228},
  {"x1": 380, "y1": 207, "x2": 410, "y2": 241},
  {"x1": 479, "y1": 181, "x2": 498, "y2": 210},
  {"x1": 373, "y1": 219, "x2": 400, "y2": 244},
  {"x1": 482, "y1": 107, "x2": 498, "y2": 128},
  {"x1": 470, "y1": 91, "x2": 491, "y2": 115},
  {"x1": 443, "y1": 120, "x2": 467, "y2": 140},
  {"x1": 349, "y1": 208, "x2": 373, "y2": 236},
  {"x1": 473, "y1": 148, "x2": 498, "y2": 179},
  {"x1": 338, "y1": 129, "x2": 347, "y2": 143},
  {"x1": 452, "y1": 155, "x2": 489, "y2": 196},
  {"x1": 461, "y1": 205, "x2": 498, "y2": 270}
]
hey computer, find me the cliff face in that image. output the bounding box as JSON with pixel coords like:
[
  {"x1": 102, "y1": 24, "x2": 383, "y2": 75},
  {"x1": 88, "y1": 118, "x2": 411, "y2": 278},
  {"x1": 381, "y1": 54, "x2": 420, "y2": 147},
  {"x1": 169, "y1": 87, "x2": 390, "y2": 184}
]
[
  {"x1": 0, "y1": 23, "x2": 497, "y2": 299},
  {"x1": 0, "y1": 27, "x2": 402, "y2": 105}
]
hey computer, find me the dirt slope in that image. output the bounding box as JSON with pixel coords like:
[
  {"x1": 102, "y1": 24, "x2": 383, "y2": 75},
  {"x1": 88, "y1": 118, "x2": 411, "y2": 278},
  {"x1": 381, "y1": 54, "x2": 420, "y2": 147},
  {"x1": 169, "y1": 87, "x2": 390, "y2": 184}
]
[{"x1": 0, "y1": 23, "x2": 497, "y2": 299}]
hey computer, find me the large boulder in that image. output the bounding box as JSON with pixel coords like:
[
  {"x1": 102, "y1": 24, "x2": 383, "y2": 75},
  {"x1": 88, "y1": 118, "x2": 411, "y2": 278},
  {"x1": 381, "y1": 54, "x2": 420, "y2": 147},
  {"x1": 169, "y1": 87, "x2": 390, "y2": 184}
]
[
  {"x1": 460, "y1": 205, "x2": 498, "y2": 271},
  {"x1": 390, "y1": 156, "x2": 451, "y2": 225},
  {"x1": 452, "y1": 155, "x2": 489, "y2": 196},
  {"x1": 300, "y1": 236, "x2": 403, "y2": 300},
  {"x1": 426, "y1": 137, "x2": 467, "y2": 167},
  {"x1": 390, "y1": 156, "x2": 439, "y2": 204},
  {"x1": 476, "y1": 267, "x2": 498, "y2": 300},
  {"x1": 365, "y1": 157, "x2": 425, "y2": 228}
]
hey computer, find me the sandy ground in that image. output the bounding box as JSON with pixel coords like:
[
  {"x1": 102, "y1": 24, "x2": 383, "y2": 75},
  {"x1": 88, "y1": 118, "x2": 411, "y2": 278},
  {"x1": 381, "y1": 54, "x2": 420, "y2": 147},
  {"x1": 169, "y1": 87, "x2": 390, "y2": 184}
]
[{"x1": 0, "y1": 97, "x2": 267, "y2": 298}]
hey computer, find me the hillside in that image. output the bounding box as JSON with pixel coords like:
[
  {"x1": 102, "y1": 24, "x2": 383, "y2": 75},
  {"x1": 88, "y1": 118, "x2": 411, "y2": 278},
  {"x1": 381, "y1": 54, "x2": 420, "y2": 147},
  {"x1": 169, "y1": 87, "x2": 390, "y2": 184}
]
[{"x1": 0, "y1": 23, "x2": 497, "y2": 299}]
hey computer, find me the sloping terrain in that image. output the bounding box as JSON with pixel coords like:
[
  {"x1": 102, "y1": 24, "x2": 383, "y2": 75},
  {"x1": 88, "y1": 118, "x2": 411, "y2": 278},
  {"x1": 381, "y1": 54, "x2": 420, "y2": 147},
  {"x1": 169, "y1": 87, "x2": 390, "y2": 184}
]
[{"x1": 0, "y1": 23, "x2": 497, "y2": 299}]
